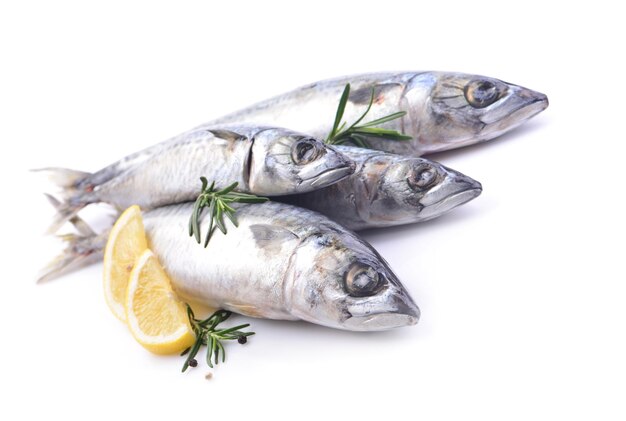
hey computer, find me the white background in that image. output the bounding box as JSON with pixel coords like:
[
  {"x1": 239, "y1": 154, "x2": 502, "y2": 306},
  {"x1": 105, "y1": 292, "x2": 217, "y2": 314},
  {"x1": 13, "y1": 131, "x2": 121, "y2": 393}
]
[{"x1": 1, "y1": 1, "x2": 624, "y2": 420}]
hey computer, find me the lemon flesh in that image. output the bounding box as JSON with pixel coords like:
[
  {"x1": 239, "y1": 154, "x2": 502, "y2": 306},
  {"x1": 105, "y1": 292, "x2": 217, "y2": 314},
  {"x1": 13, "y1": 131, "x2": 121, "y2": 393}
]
[
  {"x1": 103, "y1": 205, "x2": 148, "y2": 321},
  {"x1": 125, "y1": 249, "x2": 195, "y2": 355}
]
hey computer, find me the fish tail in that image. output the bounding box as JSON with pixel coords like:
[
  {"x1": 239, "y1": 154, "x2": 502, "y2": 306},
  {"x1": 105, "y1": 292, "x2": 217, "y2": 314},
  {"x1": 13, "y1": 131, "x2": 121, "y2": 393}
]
[
  {"x1": 36, "y1": 206, "x2": 108, "y2": 283},
  {"x1": 36, "y1": 232, "x2": 107, "y2": 283},
  {"x1": 33, "y1": 167, "x2": 95, "y2": 234},
  {"x1": 33, "y1": 167, "x2": 91, "y2": 189}
]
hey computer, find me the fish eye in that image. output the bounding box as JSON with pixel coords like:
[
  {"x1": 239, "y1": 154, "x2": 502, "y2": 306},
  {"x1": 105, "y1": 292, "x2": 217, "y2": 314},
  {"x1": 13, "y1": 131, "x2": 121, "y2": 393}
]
[
  {"x1": 408, "y1": 164, "x2": 438, "y2": 191},
  {"x1": 344, "y1": 263, "x2": 386, "y2": 297},
  {"x1": 291, "y1": 138, "x2": 320, "y2": 165},
  {"x1": 464, "y1": 79, "x2": 502, "y2": 108}
]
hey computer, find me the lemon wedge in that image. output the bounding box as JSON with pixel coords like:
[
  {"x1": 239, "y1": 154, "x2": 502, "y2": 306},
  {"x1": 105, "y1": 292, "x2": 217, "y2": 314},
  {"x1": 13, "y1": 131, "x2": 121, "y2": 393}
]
[
  {"x1": 125, "y1": 249, "x2": 196, "y2": 354},
  {"x1": 103, "y1": 205, "x2": 148, "y2": 321}
]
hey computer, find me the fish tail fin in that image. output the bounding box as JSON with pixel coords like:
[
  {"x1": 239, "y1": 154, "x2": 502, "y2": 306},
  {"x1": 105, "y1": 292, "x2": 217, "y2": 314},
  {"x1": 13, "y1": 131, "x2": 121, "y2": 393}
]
[
  {"x1": 33, "y1": 167, "x2": 95, "y2": 234},
  {"x1": 33, "y1": 167, "x2": 91, "y2": 189},
  {"x1": 44, "y1": 195, "x2": 88, "y2": 235},
  {"x1": 36, "y1": 213, "x2": 108, "y2": 283},
  {"x1": 44, "y1": 193, "x2": 96, "y2": 234}
]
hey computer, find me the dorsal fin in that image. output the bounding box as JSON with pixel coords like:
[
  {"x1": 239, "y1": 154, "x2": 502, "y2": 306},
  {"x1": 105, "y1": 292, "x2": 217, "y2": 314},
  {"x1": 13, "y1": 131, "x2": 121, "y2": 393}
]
[
  {"x1": 349, "y1": 83, "x2": 401, "y2": 105},
  {"x1": 206, "y1": 129, "x2": 246, "y2": 143}
]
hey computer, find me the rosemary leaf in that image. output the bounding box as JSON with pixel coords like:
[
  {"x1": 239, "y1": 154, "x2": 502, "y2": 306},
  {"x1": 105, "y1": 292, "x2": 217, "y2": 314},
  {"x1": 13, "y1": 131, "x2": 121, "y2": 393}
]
[
  {"x1": 353, "y1": 127, "x2": 413, "y2": 140},
  {"x1": 214, "y1": 206, "x2": 228, "y2": 235},
  {"x1": 182, "y1": 306, "x2": 254, "y2": 372},
  {"x1": 211, "y1": 335, "x2": 219, "y2": 366},
  {"x1": 181, "y1": 336, "x2": 203, "y2": 372},
  {"x1": 325, "y1": 83, "x2": 411, "y2": 147},
  {"x1": 217, "y1": 323, "x2": 251, "y2": 336},
  {"x1": 329, "y1": 83, "x2": 351, "y2": 140},
  {"x1": 349, "y1": 133, "x2": 371, "y2": 149},
  {"x1": 216, "y1": 181, "x2": 239, "y2": 196},
  {"x1": 190, "y1": 197, "x2": 203, "y2": 243},
  {"x1": 224, "y1": 209, "x2": 238, "y2": 227},
  {"x1": 206, "y1": 335, "x2": 215, "y2": 368},
  {"x1": 189, "y1": 179, "x2": 269, "y2": 247},
  {"x1": 359, "y1": 111, "x2": 408, "y2": 128},
  {"x1": 217, "y1": 341, "x2": 226, "y2": 363}
]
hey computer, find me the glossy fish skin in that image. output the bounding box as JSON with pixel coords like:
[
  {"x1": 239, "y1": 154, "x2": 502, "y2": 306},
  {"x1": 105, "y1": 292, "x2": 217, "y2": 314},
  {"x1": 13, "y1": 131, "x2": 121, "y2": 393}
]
[
  {"x1": 140, "y1": 202, "x2": 419, "y2": 331},
  {"x1": 39, "y1": 201, "x2": 419, "y2": 332},
  {"x1": 280, "y1": 145, "x2": 482, "y2": 230},
  {"x1": 209, "y1": 72, "x2": 548, "y2": 155},
  {"x1": 41, "y1": 124, "x2": 355, "y2": 232}
]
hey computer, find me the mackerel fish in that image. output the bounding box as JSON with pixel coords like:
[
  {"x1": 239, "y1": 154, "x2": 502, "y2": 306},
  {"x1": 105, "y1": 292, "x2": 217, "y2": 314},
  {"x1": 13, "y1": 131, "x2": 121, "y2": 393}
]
[{"x1": 209, "y1": 72, "x2": 548, "y2": 155}]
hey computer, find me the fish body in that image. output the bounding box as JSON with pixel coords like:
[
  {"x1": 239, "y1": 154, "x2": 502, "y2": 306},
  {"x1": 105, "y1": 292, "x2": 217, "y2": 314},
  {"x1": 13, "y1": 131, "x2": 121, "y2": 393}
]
[
  {"x1": 40, "y1": 124, "x2": 354, "y2": 232},
  {"x1": 42, "y1": 201, "x2": 420, "y2": 331},
  {"x1": 280, "y1": 145, "x2": 482, "y2": 230},
  {"x1": 209, "y1": 72, "x2": 548, "y2": 155}
]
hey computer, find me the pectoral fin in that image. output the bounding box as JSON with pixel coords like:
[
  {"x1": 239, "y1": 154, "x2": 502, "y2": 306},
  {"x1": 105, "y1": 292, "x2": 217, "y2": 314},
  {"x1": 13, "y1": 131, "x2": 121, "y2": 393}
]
[
  {"x1": 250, "y1": 224, "x2": 298, "y2": 245},
  {"x1": 224, "y1": 302, "x2": 265, "y2": 318}
]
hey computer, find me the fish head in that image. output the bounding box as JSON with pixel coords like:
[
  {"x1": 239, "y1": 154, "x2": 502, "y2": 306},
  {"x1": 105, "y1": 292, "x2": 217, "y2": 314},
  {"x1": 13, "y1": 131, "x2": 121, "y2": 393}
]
[
  {"x1": 406, "y1": 72, "x2": 548, "y2": 153},
  {"x1": 285, "y1": 229, "x2": 419, "y2": 331},
  {"x1": 249, "y1": 129, "x2": 355, "y2": 195},
  {"x1": 364, "y1": 156, "x2": 482, "y2": 225}
]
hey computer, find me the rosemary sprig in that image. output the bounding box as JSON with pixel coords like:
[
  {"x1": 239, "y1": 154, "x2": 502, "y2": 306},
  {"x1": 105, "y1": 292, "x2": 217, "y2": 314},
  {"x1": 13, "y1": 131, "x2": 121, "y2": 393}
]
[
  {"x1": 188, "y1": 177, "x2": 269, "y2": 247},
  {"x1": 325, "y1": 83, "x2": 412, "y2": 148},
  {"x1": 181, "y1": 304, "x2": 255, "y2": 372}
]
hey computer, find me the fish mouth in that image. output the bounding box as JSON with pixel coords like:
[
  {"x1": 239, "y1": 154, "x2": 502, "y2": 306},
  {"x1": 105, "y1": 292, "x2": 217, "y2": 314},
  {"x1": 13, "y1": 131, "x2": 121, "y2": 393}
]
[
  {"x1": 527, "y1": 94, "x2": 549, "y2": 115},
  {"x1": 497, "y1": 95, "x2": 548, "y2": 125},
  {"x1": 480, "y1": 89, "x2": 548, "y2": 132},
  {"x1": 437, "y1": 186, "x2": 482, "y2": 209},
  {"x1": 419, "y1": 182, "x2": 482, "y2": 220},
  {"x1": 344, "y1": 311, "x2": 420, "y2": 331},
  {"x1": 344, "y1": 292, "x2": 420, "y2": 331},
  {"x1": 302, "y1": 164, "x2": 355, "y2": 188}
]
